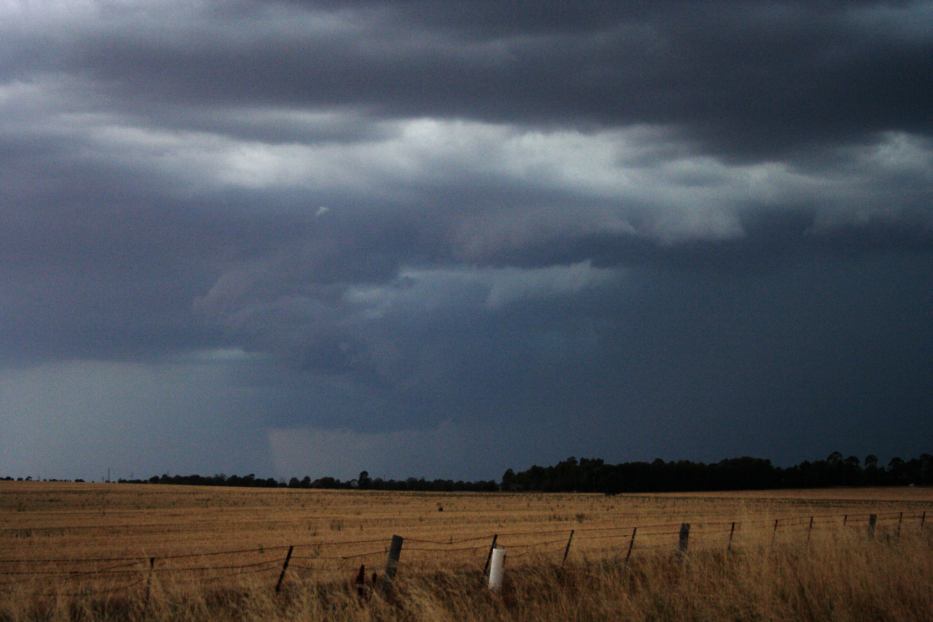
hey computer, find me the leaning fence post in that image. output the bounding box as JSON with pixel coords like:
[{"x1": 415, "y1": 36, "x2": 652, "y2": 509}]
[
  {"x1": 622, "y1": 527, "x2": 637, "y2": 574},
  {"x1": 625, "y1": 527, "x2": 637, "y2": 563},
  {"x1": 868, "y1": 514, "x2": 877, "y2": 539},
  {"x1": 727, "y1": 521, "x2": 736, "y2": 554},
  {"x1": 896, "y1": 512, "x2": 903, "y2": 539},
  {"x1": 275, "y1": 545, "x2": 294, "y2": 593},
  {"x1": 144, "y1": 557, "x2": 155, "y2": 607},
  {"x1": 678, "y1": 523, "x2": 690, "y2": 556},
  {"x1": 483, "y1": 534, "x2": 498, "y2": 577},
  {"x1": 770, "y1": 519, "x2": 779, "y2": 547},
  {"x1": 562, "y1": 529, "x2": 575, "y2": 566},
  {"x1": 806, "y1": 516, "x2": 814, "y2": 546},
  {"x1": 488, "y1": 547, "x2": 506, "y2": 592},
  {"x1": 385, "y1": 535, "x2": 403, "y2": 580}
]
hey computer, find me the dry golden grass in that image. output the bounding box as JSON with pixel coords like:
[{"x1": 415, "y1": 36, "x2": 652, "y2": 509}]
[{"x1": 1, "y1": 482, "x2": 930, "y2": 620}]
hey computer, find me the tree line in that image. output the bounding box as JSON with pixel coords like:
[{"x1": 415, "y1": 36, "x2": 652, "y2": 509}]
[
  {"x1": 7, "y1": 452, "x2": 928, "y2": 492},
  {"x1": 119, "y1": 471, "x2": 499, "y2": 492},
  {"x1": 501, "y1": 453, "x2": 933, "y2": 493},
  {"x1": 99, "y1": 451, "x2": 931, "y2": 493}
]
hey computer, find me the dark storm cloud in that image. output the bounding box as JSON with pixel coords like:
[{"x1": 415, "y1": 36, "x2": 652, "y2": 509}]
[
  {"x1": 258, "y1": 242, "x2": 933, "y2": 476},
  {"x1": 4, "y1": 1, "x2": 929, "y2": 159},
  {"x1": 0, "y1": 1, "x2": 931, "y2": 479}
]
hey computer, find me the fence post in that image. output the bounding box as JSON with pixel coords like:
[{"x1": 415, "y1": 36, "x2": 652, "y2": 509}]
[
  {"x1": 355, "y1": 564, "x2": 366, "y2": 598},
  {"x1": 727, "y1": 521, "x2": 736, "y2": 554},
  {"x1": 562, "y1": 530, "x2": 575, "y2": 566},
  {"x1": 770, "y1": 519, "x2": 779, "y2": 547},
  {"x1": 843, "y1": 514, "x2": 848, "y2": 527},
  {"x1": 488, "y1": 548, "x2": 506, "y2": 592},
  {"x1": 621, "y1": 526, "x2": 637, "y2": 577},
  {"x1": 806, "y1": 516, "x2": 814, "y2": 546},
  {"x1": 921, "y1": 511, "x2": 926, "y2": 532},
  {"x1": 144, "y1": 556, "x2": 155, "y2": 607},
  {"x1": 678, "y1": 523, "x2": 690, "y2": 556},
  {"x1": 896, "y1": 512, "x2": 903, "y2": 539},
  {"x1": 482, "y1": 534, "x2": 498, "y2": 577},
  {"x1": 275, "y1": 545, "x2": 294, "y2": 593},
  {"x1": 868, "y1": 514, "x2": 877, "y2": 539},
  {"x1": 385, "y1": 535, "x2": 403, "y2": 580}
]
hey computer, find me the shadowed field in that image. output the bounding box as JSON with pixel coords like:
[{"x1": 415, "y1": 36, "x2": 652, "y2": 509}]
[{"x1": 1, "y1": 482, "x2": 930, "y2": 620}]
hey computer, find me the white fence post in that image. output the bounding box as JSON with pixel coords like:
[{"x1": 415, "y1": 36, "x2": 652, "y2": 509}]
[{"x1": 488, "y1": 547, "x2": 506, "y2": 591}]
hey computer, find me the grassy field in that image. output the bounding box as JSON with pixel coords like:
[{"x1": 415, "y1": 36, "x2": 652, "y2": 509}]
[{"x1": 1, "y1": 482, "x2": 930, "y2": 620}]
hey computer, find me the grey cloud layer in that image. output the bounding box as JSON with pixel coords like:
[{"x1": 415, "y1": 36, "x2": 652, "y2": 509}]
[
  {"x1": 4, "y1": 1, "x2": 930, "y2": 157},
  {"x1": 0, "y1": 1, "x2": 931, "y2": 478}
]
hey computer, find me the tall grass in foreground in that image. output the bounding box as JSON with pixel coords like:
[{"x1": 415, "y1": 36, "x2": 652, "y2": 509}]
[{"x1": 3, "y1": 529, "x2": 930, "y2": 621}]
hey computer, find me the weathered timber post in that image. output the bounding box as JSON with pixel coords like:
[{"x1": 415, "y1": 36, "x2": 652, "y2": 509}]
[
  {"x1": 488, "y1": 547, "x2": 506, "y2": 592},
  {"x1": 624, "y1": 527, "x2": 637, "y2": 563},
  {"x1": 806, "y1": 516, "x2": 814, "y2": 546},
  {"x1": 622, "y1": 527, "x2": 637, "y2": 575},
  {"x1": 385, "y1": 535, "x2": 403, "y2": 580},
  {"x1": 678, "y1": 523, "x2": 690, "y2": 556},
  {"x1": 770, "y1": 519, "x2": 779, "y2": 547},
  {"x1": 482, "y1": 534, "x2": 498, "y2": 577},
  {"x1": 275, "y1": 545, "x2": 293, "y2": 593},
  {"x1": 562, "y1": 529, "x2": 575, "y2": 566},
  {"x1": 868, "y1": 514, "x2": 877, "y2": 539},
  {"x1": 896, "y1": 512, "x2": 903, "y2": 539},
  {"x1": 355, "y1": 564, "x2": 366, "y2": 598},
  {"x1": 843, "y1": 514, "x2": 848, "y2": 527},
  {"x1": 144, "y1": 556, "x2": 156, "y2": 608},
  {"x1": 921, "y1": 511, "x2": 926, "y2": 532},
  {"x1": 727, "y1": 522, "x2": 736, "y2": 554}
]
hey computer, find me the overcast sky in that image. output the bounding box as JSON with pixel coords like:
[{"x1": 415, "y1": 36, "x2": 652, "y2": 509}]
[{"x1": 1, "y1": 1, "x2": 931, "y2": 482}]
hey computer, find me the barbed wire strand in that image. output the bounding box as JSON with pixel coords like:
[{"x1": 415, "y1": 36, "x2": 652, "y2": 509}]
[{"x1": 2, "y1": 508, "x2": 928, "y2": 585}]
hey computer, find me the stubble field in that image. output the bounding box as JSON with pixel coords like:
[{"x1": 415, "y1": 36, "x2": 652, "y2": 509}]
[{"x1": 1, "y1": 482, "x2": 931, "y2": 620}]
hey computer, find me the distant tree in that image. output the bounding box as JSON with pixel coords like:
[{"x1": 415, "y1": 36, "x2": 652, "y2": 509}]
[
  {"x1": 358, "y1": 471, "x2": 371, "y2": 489},
  {"x1": 920, "y1": 454, "x2": 933, "y2": 485},
  {"x1": 887, "y1": 457, "x2": 906, "y2": 484}
]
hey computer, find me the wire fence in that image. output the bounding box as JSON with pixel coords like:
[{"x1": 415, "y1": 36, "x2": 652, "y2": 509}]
[{"x1": 0, "y1": 509, "x2": 927, "y2": 599}]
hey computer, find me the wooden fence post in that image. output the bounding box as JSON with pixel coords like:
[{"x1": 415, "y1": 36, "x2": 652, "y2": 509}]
[
  {"x1": 770, "y1": 519, "x2": 779, "y2": 547},
  {"x1": 483, "y1": 534, "x2": 498, "y2": 577},
  {"x1": 355, "y1": 564, "x2": 366, "y2": 598},
  {"x1": 896, "y1": 512, "x2": 903, "y2": 539},
  {"x1": 843, "y1": 514, "x2": 848, "y2": 527},
  {"x1": 562, "y1": 530, "x2": 575, "y2": 566},
  {"x1": 275, "y1": 545, "x2": 293, "y2": 593},
  {"x1": 622, "y1": 527, "x2": 637, "y2": 574},
  {"x1": 868, "y1": 514, "x2": 877, "y2": 539},
  {"x1": 385, "y1": 535, "x2": 403, "y2": 580},
  {"x1": 678, "y1": 523, "x2": 690, "y2": 556},
  {"x1": 921, "y1": 511, "x2": 926, "y2": 532},
  {"x1": 806, "y1": 516, "x2": 814, "y2": 546},
  {"x1": 727, "y1": 521, "x2": 736, "y2": 554},
  {"x1": 144, "y1": 556, "x2": 155, "y2": 608}
]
